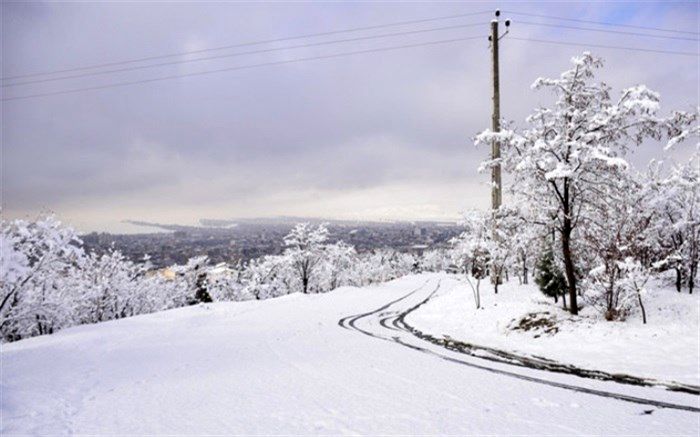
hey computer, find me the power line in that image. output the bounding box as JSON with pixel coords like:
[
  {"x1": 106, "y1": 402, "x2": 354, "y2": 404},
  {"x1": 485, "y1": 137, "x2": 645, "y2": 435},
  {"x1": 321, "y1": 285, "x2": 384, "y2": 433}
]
[
  {"x1": 508, "y1": 36, "x2": 700, "y2": 57},
  {"x1": 0, "y1": 10, "x2": 491, "y2": 82},
  {"x1": 517, "y1": 20, "x2": 699, "y2": 42},
  {"x1": 1, "y1": 36, "x2": 484, "y2": 102},
  {"x1": 3, "y1": 23, "x2": 484, "y2": 88},
  {"x1": 504, "y1": 10, "x2": 700, "y2": 36}
]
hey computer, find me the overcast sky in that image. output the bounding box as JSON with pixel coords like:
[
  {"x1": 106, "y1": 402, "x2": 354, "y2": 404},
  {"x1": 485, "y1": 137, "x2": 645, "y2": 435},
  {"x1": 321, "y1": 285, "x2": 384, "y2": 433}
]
[{"x1": 2, "y1": 1, "x2": 698, "y2": 232}]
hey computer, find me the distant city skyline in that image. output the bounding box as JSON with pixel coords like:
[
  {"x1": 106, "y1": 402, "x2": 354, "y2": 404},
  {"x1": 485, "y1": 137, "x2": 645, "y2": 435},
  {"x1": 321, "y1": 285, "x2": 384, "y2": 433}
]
[{"x1": 2, "y1": 1, "x2": 698, "y2": 233}]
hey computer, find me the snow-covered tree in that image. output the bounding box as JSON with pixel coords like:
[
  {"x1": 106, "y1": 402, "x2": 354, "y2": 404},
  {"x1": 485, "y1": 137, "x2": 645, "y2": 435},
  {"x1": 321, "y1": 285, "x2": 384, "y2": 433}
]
[
  {"x1": 452, "y1": 209, "x2": 526, "y2": 295},
  {"x1": 244, "y1": 255, "x2": 295, "y2": 299},
  {"x1": 351, "y1": 249, "x2": 417, "y2": 286},
  {"x1": 647, "y1": 154, "x2": 699, "y2": 293},
  {"x1": 419, "y1": 249, "x2": 451, "y2": 273},
  {"x1": 172, "y1": 256, "x2": 213, "y2": 305},
  {"x1": 476, "y1": 52, "x2": 697, "y2": 314},
  {"x1": 208, "y1": 261, "x2": 249, "y2": 301},
  {"x1": 319, "y1": 241, "x2": 358, "y2": 290},
  {"x1": 451, "y1": 212, "x2": 494, "y2": 308},
  {"x1": 283, "y1": 223, "x2": 329, "y2": 294},
  {"x1": 1, "y1": 215, "x2": 84, "y2": 341},
  {"x1": 75, "y1": 250, "x2": 148, "y2": 323}
]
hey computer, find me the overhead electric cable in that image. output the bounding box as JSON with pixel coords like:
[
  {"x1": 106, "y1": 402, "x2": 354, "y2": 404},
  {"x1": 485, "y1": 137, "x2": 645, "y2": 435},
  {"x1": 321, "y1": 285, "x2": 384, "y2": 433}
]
[
  {"x1": 504, "y1": 10, "x2": 700, "y2": 36},
  {"x1": 516, "y1": 20, "x2": 699, "y2": 41},
  {"x1": 508, "y1": 36, "x2": 699, "y2": 57},
  {"x1": 1, "y1": 36, "x2": 484, "y2": 102},
  {"x1": 0, "y1": 10, "x2": 491, "y2": 81},
  {"x1": 3, "y1": 22, "x2": 484, "y2": 88}
]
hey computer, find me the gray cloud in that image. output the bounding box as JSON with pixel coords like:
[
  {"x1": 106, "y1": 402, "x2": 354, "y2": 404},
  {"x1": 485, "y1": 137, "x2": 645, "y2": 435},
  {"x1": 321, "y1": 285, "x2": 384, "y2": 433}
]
[{"x1": 2, "y1": 1, "x2": 698, "y2": 232}]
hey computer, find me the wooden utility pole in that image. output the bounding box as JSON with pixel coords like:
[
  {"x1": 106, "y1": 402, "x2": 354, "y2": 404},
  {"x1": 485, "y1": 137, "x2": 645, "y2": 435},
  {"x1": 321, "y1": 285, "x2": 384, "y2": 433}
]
[
  {"x1": 489, "y1": 11, "x2": 509, "y2": 287},
  {"x1": 490, "y1": 18, "x2": 502, "y2": 211}
]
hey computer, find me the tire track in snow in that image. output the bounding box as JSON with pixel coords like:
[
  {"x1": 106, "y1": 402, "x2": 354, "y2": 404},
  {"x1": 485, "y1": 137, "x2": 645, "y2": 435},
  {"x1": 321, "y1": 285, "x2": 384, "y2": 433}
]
[
  {"x1": 394, "y1": 281, "x2": 700, "y2": 395},
  {"x1": 337, "y1": 278, "x2": 431, "y2": 337},
  {"x1": 339, "y1": 277, "x2": 700, "y2": 413}
]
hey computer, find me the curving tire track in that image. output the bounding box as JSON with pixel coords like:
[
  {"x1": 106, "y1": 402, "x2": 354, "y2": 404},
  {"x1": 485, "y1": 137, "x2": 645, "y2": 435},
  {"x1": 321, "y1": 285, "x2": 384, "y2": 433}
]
[
  {"x1": 337, "y1": 278, "x2": 430, "y2": 338},
  {"x1": 339, "y1": 278, "x2": 700, "y2": 413},
  {"x1": 393, "y1": 281, "x2": 700, "y2": 396}
]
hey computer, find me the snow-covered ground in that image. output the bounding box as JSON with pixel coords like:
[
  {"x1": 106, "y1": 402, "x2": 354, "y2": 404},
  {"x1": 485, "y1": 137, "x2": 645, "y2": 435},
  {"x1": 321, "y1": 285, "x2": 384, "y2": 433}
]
[
  {"x1": 2, "y1": 274, "x2": 699, "y2": 435},
  {"x1": 406, "y1": 275, "x2": 700, "y2": 386}
]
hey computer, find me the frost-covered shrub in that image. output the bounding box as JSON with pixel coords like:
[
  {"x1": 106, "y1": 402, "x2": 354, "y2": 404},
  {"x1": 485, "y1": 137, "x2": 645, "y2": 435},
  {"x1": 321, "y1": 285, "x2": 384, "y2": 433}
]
[
  {"x1": 243, "y1": 255, "x2": 296, "y2": 300},
  {"x1": 318, "y1": 241, "x2": 358, "y2": 290},
  {"x1": 585, "y1": 258, "x2": 651, "y2": 322},
  {"x1": 208, "y1": 262, "x2": 249, "y2": 302},
  {"x1": 351, "y1": 249, "x2": 416, "y2": 285},
  {"x1": 419, "y1": 249, "x2": 451, "y2": 273},
  {"x1": 450, "y1": 209, "x2": 524, "y2": 294},
  {"x1": 75, "y1": 250, "x2": 150, "y2": 324}
]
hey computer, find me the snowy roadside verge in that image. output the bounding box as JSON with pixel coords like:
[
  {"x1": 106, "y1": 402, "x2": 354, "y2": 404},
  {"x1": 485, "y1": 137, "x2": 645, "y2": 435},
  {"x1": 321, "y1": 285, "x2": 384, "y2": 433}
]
[{"x1": 404, "y1": 275, "x2": 700, "y2": 387}]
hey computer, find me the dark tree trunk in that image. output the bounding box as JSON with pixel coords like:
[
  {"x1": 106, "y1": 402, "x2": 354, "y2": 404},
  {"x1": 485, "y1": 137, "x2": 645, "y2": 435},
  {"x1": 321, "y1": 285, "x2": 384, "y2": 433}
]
[
  {"x1": 561, "y1": 187, "x2": 578, "y2": 315},
  {"x1": 561, "y1": 289, "x2": 567, "y2": 310},
  {"x1": 675, "y1": 267, "x2": 682, "y2": 293},
  {"x1": 688, "y1": 258, "x2": 696, "y2": 294},
  {"x1": 561, "y1": 225, "x2": 578, "y2": 315},
  {"x1": 637, "y1": 292, "x2": 647, "y2": 324},
  {"x1": 689, "y1": 270, "x2": 695, "y2": 294}
]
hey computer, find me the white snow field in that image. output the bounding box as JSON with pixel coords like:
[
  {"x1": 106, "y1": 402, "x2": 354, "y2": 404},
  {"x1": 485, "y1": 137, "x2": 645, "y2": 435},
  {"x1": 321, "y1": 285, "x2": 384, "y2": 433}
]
[
  {"x1": 2, "y1": 274, "x2": 699, "y2": 435},
  {"x1": 406, "y1": 275, "x2": 700, "y2": 386}
]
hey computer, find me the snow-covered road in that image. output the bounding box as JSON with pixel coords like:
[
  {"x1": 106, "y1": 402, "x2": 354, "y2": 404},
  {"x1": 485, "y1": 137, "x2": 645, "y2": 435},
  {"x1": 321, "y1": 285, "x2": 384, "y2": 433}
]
[{"x1": 2, "y1": 274, "x2": 699, "y2": 435}]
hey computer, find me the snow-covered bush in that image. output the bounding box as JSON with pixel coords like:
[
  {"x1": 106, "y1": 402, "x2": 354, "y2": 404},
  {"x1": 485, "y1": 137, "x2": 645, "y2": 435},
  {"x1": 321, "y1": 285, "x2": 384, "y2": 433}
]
[
  {"x1": 419, "y1": 249, "x2": 451, "y2": 273},
  {"x1": 243, "y1": 255, "x2": 296, "y2": 300},
  {"x1": 319, "y1": 241, "x2": 359, "y2": 290},
  {"x1": 451, "y1": 208, "x2": 528, "y2": 295},
  {"x1": 586, "y1": 258, "x2": 651, "y2": 322},
  {"x1": 208, "y1": 262, "x2": 249, "y2": 302},
  {"x1": 75, "y1": 250, "x2": 151, "y2": 324},
  {"x1": 351, "y1": 249, "x2": 417, "y2": 286}
]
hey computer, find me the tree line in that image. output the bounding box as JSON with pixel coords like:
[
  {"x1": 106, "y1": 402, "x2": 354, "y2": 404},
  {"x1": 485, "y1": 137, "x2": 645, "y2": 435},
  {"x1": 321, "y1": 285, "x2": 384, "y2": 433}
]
[
  {"x1": 1, "y1": 218, "x2": 450, "y2": 342},
  {"x1": 456, "y1": 52, "x2": 698, "y2": 322}
]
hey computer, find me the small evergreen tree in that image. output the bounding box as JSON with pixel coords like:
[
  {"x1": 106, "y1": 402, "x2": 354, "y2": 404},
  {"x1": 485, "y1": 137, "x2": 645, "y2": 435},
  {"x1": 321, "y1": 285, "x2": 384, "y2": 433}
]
[
  {"x1": 535, "y1": 249, "x2": 568, "y2": 309},
  {"x1": 193, "y1": 266, "x2": 213, "y2": 304}
]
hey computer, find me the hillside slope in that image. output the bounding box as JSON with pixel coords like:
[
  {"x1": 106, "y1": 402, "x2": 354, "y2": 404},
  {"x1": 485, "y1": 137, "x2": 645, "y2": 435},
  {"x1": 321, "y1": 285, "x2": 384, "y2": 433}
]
[{"x1": 2, "y1": 274, "x2": 698, "y2": 435}]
